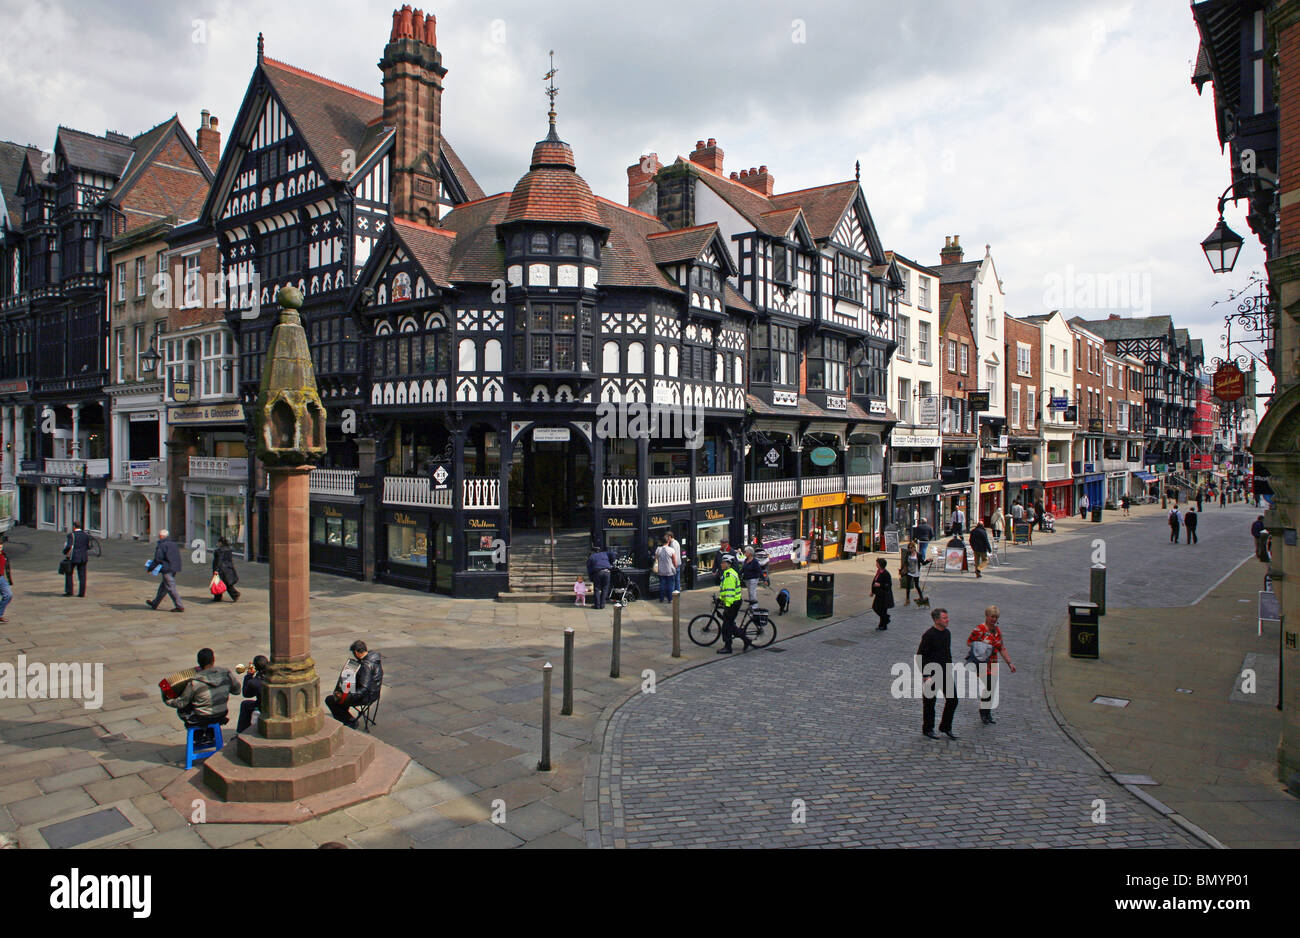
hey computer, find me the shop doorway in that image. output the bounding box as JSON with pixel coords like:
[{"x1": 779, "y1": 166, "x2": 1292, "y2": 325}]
[{"x1": 508, "y1": 428, "x2": 592, "y2": 531}]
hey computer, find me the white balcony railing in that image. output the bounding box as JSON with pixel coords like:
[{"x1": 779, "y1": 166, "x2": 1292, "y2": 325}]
[
  {"x1": 647, "y1": 476, "x2": 690, "y2": 508},
  {"x1": 1102, "y1": 458, "x2": 1127, "y2": 472},
  {"x1": 743, "y1": 479, "x2": 797, "y2": 504},
  {"x1": 310, "y1": 468, "x2": 358, "y2": 497},
  {"x1": 46, "y1": 458, "x2": 110, "y2": 477},
  {"x1": 801, "y1": 475, "x2": 845, "y2": 497},
  {"x1": 188, "y1": 456, "x2": 249, "y2": 480},
  {"x1": 694, "y1": 473, "x2": 733, "y2": 503},
  {"x1": 463, "y1": 477, "x2": 500, "y2": 510},
  {"x1": 1006, "y1": 461, "x2": 1035, "y2": 483},
  {"x1": 846, "y1": 473, "x2": 883, "y2": 496},
  {"x1": 1045, "y1": 463, "x2": 1070, "y2": 481},
  {"x1": 890, "y1": 462, "x2": 938, "y2": 484},
  {"x1": 603, "y1": 478, "x2": 638, "y2": 509},
  {"x1": 383, "y1": 475, "x2": 452, "y2": 508}
]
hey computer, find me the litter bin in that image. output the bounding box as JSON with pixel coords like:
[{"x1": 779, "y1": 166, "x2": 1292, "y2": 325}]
[
  {"x1": 1068, "y1": 600, "x2": 1099, "y2": 659},
  {"x1": 807, "y1": 572, "x2": 834, "y2": 620},
  {"x1": 1090, "y1": 506, "x2": 1102, "y2": 522}
]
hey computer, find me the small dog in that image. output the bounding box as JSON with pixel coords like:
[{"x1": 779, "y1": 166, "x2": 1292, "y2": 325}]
[
  {"x1": 914, "y1": 594, "x2": 931, "y2": 609},
  {"x1": 776, "y1": 588, "x2": 791, "y2": 615}
]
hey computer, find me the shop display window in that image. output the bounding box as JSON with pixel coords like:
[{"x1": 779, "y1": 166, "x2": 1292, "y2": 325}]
[
  {"x1": 466, "y1": 530, "x2": 498, "y2": 571},
  {"x1": 388, "y1": 523, "x2": 427, "y2": 567},
  {"x1": 606, "y1": 530, "x2": 639, "y2": 565},
  {"x1": 206, "y1": 494, "x2": 246, "y2": 551},
  {"x1": 695, "y1": 519, "x2": 729, "y2": 567}
]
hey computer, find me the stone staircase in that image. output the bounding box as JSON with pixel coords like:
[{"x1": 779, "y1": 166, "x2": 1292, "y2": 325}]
[{"x1": 502, "y1": 529, "x2": 590, "y2": 600}]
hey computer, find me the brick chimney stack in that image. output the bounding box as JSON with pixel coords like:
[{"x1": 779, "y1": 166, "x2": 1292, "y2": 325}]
[
  {"x1": 940, "y1": 234, "x2": 964, "y2": 265},
  {"x1": 689, "y1": 137, "x2": 724, "y2": 174},
  {"x1": 739, "y1": 164, "x2": 774, "y2": 196},
  {"x1": 196, "y1": 110, "x2": 221, "y2": 171},
  {"x1": 627, "y1": 152, "x2": 660, "y2": 204},
  {"x1": 381, "y1": 5, "x2": 446, "y2": 225}
]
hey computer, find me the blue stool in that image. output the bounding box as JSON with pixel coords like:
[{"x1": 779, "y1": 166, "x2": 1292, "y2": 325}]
[{"x1": 184, "y1": 724, "x2": 224, "y2": 769}]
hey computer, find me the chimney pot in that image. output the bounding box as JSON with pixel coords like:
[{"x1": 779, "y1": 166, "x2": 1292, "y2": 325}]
[
  {"x1": 696, "y1": 140, "x2": 705, "y2": 149},
  {"x1": 739, "y1": 168, "x2": 749, "y2": 178},
  {"x1": 953, "y1": 235, "x2": 960, "y2": 246},
  {"x1": 689, "y1": 139, "x2": 724, "y2": 174},
  {"x1": 759, "y1": 164, "x2": 767, "y2": 173},
  {"x1": 707, "y1": 138, "x2": 716, "y2": 147},
  {"x1": 201, "y1": 108, "x2": 210, "y2": 128},
  {"x1": 730, "y1": 172, "x2": 739, "y2": 180}
]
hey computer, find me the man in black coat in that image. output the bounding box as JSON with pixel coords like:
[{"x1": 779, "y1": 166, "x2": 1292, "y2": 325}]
[
  {"x1": 326, "y1": 640, "x2": 384, "y2": 727},
  {"x1": 237, "y1": 654, "x2": 268, "y2": 733},
  {"x1": 62, "y1": 522, "x2": 91, "y2": 597},
  {"x1": 912, "y1": 518, "x2": 935, "y2": 563},
  {"x1": 917, "y1": 607, "x2": 959, "y2": 740},
  {"x1": 1184, "y1": 507, "x2": 1199, "y2": 545},
  {"x1": 969, "y1": 521, "x2": 992, "y2": 578},
  {"x1": 586, "y1": 544, "x2": 613, "y2": 610},
  {"x1": 145, "y1": 529, "x2": 185, "y2": 612}
]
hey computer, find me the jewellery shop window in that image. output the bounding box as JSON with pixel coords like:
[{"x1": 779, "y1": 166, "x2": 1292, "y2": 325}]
[
  {"x1": 696, "y1": 520, "x2": 729, "y2": 568},
  {"x1": 466, "y1": 528, "x2": 500, "y2": 571},
  {"x1": 313, "y1": 515, "x2": 359, "y2": 549},
  {"x1": 388, "y1": 520, "x2": 428, "y2": 569},
  {"x1": 605, "y1": 528, "x2": 639, "y2": 565}
]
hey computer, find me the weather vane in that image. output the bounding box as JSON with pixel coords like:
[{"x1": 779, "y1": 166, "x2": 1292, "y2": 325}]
[{"x1": 543, "y1": 50, "x2": 559, "y2": 123}]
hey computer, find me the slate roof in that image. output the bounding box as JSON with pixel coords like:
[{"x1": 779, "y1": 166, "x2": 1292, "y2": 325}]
[
  {"x1": 56, "y1": 126, "x2": 135, "y2": 178},
  {"x1": 885, "y1": 250, "x2": 941, "y2": 276},
  {"x1": 1175, "y1": 327, "x2": 1191, "y2": 349},
  {"x1": 645, "y1": 223, "x2": 718, "y2": 265},
  {"x1": 260, "y1": 56, "x2": 483, "y2": 199},
  {"x1": 1071, "y1": 315, "x2": 1174, "y2": 341},
  {"x1": 0, "y1": 141, "x2": 40, "y2": 229},
  {"x1": 935, "y1": 260, "x2": 981, "y2": 284},
  {"x1": 392, "y1": 218, "x2": 456, "y2": 288}
]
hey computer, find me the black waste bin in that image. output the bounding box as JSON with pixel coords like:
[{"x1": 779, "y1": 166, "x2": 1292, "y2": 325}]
[
  {"x1": 1091, "y1": 507, "x2": 1102, "y2": 522},
  {"x1": 1068, "y1": 600, "x2": 1100, "y2": 659},
  {"x1": 807, "y1": 572, "x2": 834, "y2": 619}
]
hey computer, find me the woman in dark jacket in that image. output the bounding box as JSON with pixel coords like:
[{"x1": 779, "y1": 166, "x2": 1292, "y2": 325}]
[
  {"x1": 870, "y1": 557, "x2": 894, "y2": 631},
  {"x1": 212, "y1": 537, "x2": 241, "y2": 602}
]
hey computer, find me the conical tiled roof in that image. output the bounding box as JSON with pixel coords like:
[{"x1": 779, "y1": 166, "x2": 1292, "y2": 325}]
[{"x1": 503, "y1": 121, "x2": 602, "y2": 225}]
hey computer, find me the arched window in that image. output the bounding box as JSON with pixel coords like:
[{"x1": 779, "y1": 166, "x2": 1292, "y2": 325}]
[
  {"x1": 484, "y1": 338, "x2": 502, "y2": 372},
  {"x1": 654, "y1": 343, "x2": 665, "y2": 375},
  {"x1": 581, "y1": 235, "x2": 596, "y2": 259},
  {"x1": 557, "y1": 233, "x2": 577, "y2": 255},
  {"x1": 668, "y1": 346, "x2": 679, "y2": 377},
  {"x1": 459, "y1": 338, "x2": 477, "y2": 372},
  {"x1": 627, "y1": 342, "x2": 645, "y2": 373},
  {"x1": 602, "y1": 341, "x2": 620, "y2": 373},
  {"x1": 509, "y1": 233, "x2": 524, "y2": 255},
  {"x1": 733, "y1": 355, "x2": 743, "y2": 385},
  {"x1": 715, "y1": 353, "x2": 725, "y2": 383},
  {"x1": 530, "y1": 232, "x2": 550, "y2": 254}
]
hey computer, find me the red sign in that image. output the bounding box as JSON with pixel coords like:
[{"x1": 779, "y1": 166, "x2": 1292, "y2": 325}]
[{"x1": 1213, "y1": 363, "x2": 1245, "y2": 403}]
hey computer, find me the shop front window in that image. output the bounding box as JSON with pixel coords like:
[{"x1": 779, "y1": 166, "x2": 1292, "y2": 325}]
[
  {"x1": 388, "y1": 521, "x2": 427, "y2": 567},
  {"x1": 695, "y1": 520, "x2": 729, "y2": 571},
  {"x1": 87, "y1": 491, "x2": 101, "y2": 532},
  {"x1": 206, "y1": 494, "x2": 246, "y2": 551},
  {"x1": 466, "y1": 529, "x2": 499, "y2": 571}
]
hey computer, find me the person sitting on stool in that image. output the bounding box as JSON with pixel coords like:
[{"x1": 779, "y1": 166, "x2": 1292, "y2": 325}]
[
  {"x1": 326, "y1": 640, "x2": 384, "y2": 728},
  {"x1": 236, "y1": 655, "x2": 268, "y2": 733},
  {"x1": 165, "y1": 647, "x2": 241, "y2": 746}
]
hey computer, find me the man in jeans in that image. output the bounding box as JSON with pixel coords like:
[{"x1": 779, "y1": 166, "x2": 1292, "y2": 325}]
[
  {"x1": 586, "y1": 543, "x2": 612, "y2": 610},
  {"x1": 146, "y1": 529, "x2": 185, "y2": 612},
  {"x1": 654, "y1": 533, "x2": 677, "y2": 603}
]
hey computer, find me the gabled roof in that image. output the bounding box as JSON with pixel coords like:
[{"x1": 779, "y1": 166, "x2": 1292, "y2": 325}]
[
  {"x1": 391, "y1": 218, "x2": 456, "y2": 288},
  {"x1": 262, "y1": 57, "x2": 386, "y2": 182},
  {"x1": 940, "y1": 291, "x2": 971, "y2": 335},
  {"x1": 935, "y1": 259, "x2": 982, "y2": 285},
  {"x1": 768, "y1": 181, "x2": 857, "y2": 242},
  {"x1": 1175, "y1": 327, "x2": 1191, "y2": 349},
  {"x1": 56, "y1": 126, "x2": 135, "y2": 178},
  {"x1": 1190, "y1": 337, "x2": 1204, "y2": 360},
  {"x1": 756, "y1": 207, "x2": 804, "y2": 239},
  {"x1": 885, "y1": 250, "x2": 941, "y2": 276},
  {"x1": 0, "y1": 141, "x2": 40, "y2": 229},
  {"x1": 107, "y1": 116, "x2": 214, "y2": 212}
]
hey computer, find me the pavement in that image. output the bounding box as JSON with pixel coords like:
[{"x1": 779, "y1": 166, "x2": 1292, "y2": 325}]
[
  {"x1": 590, "y1": 498, "x2": 1296, "y2": 848},
  {"x1": 0, "y1": 497, "x2": 1289, "y2": 849}
]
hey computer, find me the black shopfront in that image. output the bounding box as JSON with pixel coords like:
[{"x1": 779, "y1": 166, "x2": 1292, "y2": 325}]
[{"x1": 310, "y1": 499, "x2": 364, "y2": 580}]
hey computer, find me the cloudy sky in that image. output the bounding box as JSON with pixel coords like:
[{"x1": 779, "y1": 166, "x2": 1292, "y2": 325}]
[{"x1": 0, "y1": 0, "x2": 1270, "y2": 394}]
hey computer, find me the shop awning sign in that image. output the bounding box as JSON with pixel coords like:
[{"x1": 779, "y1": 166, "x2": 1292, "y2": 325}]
[
  {"x1": 893, "y1": 481, "x2": 938, "y2": 499},
  {"x1": 751, "y1": 499, "x2": 800, "y2": 515}
]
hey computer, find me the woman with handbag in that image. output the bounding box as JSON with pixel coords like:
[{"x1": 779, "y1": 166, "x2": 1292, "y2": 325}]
[
  {"x1": 870, "y1": 557, "x2": 894, "y2": 631},
  {"x1": 211, "y1": 537, "x2": 240, "y2": 602},
  {"x1": 966, "y1": 605, "x2": 1016, "y2": 725}
]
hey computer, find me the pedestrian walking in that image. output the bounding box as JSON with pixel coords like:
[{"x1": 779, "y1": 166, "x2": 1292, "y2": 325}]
[
  {"x1": 871, "y1": 557, "x2": 894, "y2": 631},
  {"x1": 990, "y1": 505, "x2": 1005, "y2": 544},
  {"x1": 1011, "y1": 499, "x2": 1024, "y2": 525},
  {"x1": 1251, "y1": 515, "x2": 1266, "y2": 541},
  {"x1": 145, "y1": 529, "x2": 185, "y2": 612},
  {"x1": 913, "y1": 517, "x2": 934, "y2": 563},
  {"x1": 949, "y1": 504, "x2": 965, "y2": 538},
  {"x1": 1184, "y1": 507, "x2": 1199, "y2": 545},
  {"x1": 966, "y1": 605, "x2": 1016, "y2": 725},
  {"x1": 0, "y1": 540, "x2": 13, "y2": 622},
  {"x1": 740, "y1": 545, "x2": 762, "y2": 605},
  {"x1": 667, "y1": 530, "x2": 682, "y2": 596},
  {"x1": 969, "y1": 520, "x2": 992, "y2": 578},
  {"x1": 1023, "y1": 504, "x2": 1035, "y2": 544},
  {"x1": 1220, "y1": 489, "x2": 1227, "y2": 508},
  {"x1": 586, "y1": 543, "x2": 613, "y2": 610},
  {"x1": 918, "y1": 607, "x2": 958, "y2": 740},
  {"x1": 1079, "y1": 493, "x2": 1090, "y2": 521},
  {"x1": 211, "y1": 536, "x2": 241, "y2": 602},
  {"x1": 654, "y1": 533, "x2": 677, "y2": 603},
  {"x1": 62, "y1": 522, "x2": 91, "y2": 597},
  {"x1": 1196, "y1": 488, "x2": 1204, "y2": 512},
  {"x1": 1168, "y1": 505, "x2": 1181, "y2": 543},
  {"x1": 1120, "y1": 494, "x2": 1130, "y2": 518}
]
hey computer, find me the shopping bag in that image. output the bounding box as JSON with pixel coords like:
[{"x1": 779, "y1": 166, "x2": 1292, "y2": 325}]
[{"x1": 210, "y1": 573, "x2": 227, "y2": 596}]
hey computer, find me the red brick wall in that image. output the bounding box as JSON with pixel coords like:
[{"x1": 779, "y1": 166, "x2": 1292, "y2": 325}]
[
  {"x1": 1004, "y1": 317, "x2": 1041, "y2": 431},
  {"x1": 1280, "y1": 18, "x2": 1300, "y2": 255}
]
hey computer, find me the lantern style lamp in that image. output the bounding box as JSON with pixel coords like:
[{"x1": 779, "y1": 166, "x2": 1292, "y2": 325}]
[{"x1": 1201, "y1": 215, "x2": 1244, "y2": 274}]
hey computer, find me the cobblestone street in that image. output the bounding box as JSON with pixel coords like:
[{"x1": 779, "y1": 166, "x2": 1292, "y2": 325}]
[{"x1": 593, "y1": 502, "x2": 1265, "y2": 847}]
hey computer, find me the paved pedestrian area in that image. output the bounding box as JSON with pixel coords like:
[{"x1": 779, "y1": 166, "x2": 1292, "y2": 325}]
[{"x1": 593, "y1": 501, "x2": 1266, "y2": 847}]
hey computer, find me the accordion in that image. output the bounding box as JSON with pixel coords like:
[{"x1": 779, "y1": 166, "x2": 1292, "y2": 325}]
[{"x1": 159, "y1": 667, "x2": 198, "y2": 702}]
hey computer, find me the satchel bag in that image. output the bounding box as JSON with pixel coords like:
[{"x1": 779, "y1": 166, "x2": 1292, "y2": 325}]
[
  {"x1": 210, "y1": 573, "x2": 227, "y2": 595},
  {"x1": 966, "y1": 640, "x2": 993, "y2": 664},
  {"x1": 58, "y1": 558, "x2": 72, "y2": 576}
]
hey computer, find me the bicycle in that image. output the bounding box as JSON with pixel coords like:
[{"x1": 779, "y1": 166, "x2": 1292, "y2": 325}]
[{"x1": 687, "y1": 595, "x2": 777, "y2": 648}]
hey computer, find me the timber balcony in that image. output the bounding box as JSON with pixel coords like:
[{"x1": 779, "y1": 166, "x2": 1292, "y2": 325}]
[
  {"x1": 45, "y1": 457, "x2": 110, "y2": 477},
  {"x1": 382, "y1": 475, "x2": 500, "y2": 510},
  {"x1": 309, "y1": 468, "x2": 359, "y2": 497},
  {"x1": 603, "y1": 474, "x2": 734, "y2": 510},
  {"x1": 188, "y1": 456, "x2": 248, "y2": 480}
]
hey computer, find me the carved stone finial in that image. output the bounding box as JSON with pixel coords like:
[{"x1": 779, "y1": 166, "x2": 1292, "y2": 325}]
[{"x1": 254, "y1": 286, "x2": 326, "y2": 467}]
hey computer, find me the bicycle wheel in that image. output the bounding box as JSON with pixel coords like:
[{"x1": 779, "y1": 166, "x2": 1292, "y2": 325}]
[
  {"x1": 688, "y1": 612, "x2": 721, "y2": 646},
  {"x1": 747, "y1": 612, "x2": 777, "y2": 648},
  {"x1": 88, "y1": 537, "x2": 102, "y2": 557},
  {"x1": 625, "y1": 583, "x2": 640, "y2": 603}
]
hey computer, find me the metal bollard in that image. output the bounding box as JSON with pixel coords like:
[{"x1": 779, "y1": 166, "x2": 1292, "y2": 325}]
[
  {"x1": 538, "y1": 662, "x2": 553, "y2": 771},
  {"x1": 561, "y1": 627, "x2": 574, "y2": 716},
  {"x1": 1090, "y1": 564, "x2": 1106, "y2": 616},
  {"x1": 610, "y1": 603, "x2": 622, "y2": 678},
  {"x1": 671, "y1": 590, "x2": 682, "y2": 658}
]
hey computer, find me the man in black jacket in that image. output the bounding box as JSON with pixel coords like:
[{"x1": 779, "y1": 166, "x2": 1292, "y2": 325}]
[
  {"x1": 236, "y1": 655, "x2": 268, "y2": 733},
  {"x1": 912, "y1": 518, "x2": 935, "y2": 563},
  {"x1": 1184, "y1": 507, "x2": 1199, "y2": 545},
  {"x1": 326, "y1": 640, "x2": 383, "y2": 727},
  {"x1": 586, "y1": 544, "x2": 613, "y2": 610},
  {"x1": 917, "y1": 607, "x2": 959, "y2": 740},
  {"x1": 145, "y1": 529, "x2": 185, "y2": 612},
  {"x1": 62, "y1": 522, "x2": 91, "y2": 597},
  {"x1": 969, "y1": 521, "x2": 992, "y2": 578}
]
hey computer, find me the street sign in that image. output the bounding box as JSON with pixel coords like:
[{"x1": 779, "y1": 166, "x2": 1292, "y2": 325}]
[
  {"x1": 1050, "y1": 396, "x2": 1069, "y2": 411},
  {"x1": 1213, "y1": 362, "x2": 1246, "y2": 403}
]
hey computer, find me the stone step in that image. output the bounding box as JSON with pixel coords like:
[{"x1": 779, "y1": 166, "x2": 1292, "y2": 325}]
[{"x1": 201, "y1": 722, "x2": 376, "y2": 802}]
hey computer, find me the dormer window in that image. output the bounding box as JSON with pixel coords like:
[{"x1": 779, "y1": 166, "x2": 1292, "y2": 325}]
[
  {"x1": 529, "y1": 232, "x2": 550, "y2": 254},
  {"x1": 773, "y1": 243, "x2": 793, "y2": 288},
  {"x1": 834, "y1": 252, "x2": 862, "y2": 304}
]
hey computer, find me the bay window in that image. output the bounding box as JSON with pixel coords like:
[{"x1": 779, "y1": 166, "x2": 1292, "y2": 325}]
[
  {"x1": 750, "y1": 322, "x2": 797, "y2": 387},
  {"x1": 807, "y1": 335, "x2": 847, "y2": 392}
]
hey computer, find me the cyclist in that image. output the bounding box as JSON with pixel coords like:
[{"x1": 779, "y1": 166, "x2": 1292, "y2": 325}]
[{"x1": 717, "y1": 556, "x2": 752, "y2": 655}]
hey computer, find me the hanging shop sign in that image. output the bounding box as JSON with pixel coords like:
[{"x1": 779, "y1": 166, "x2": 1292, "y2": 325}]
[
  {"x1": 967, "y1": 391, "x2": 990, "y2": 412},
  {"x1": 533, "y1": 427, "x2": 571, "y2": 442}
]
